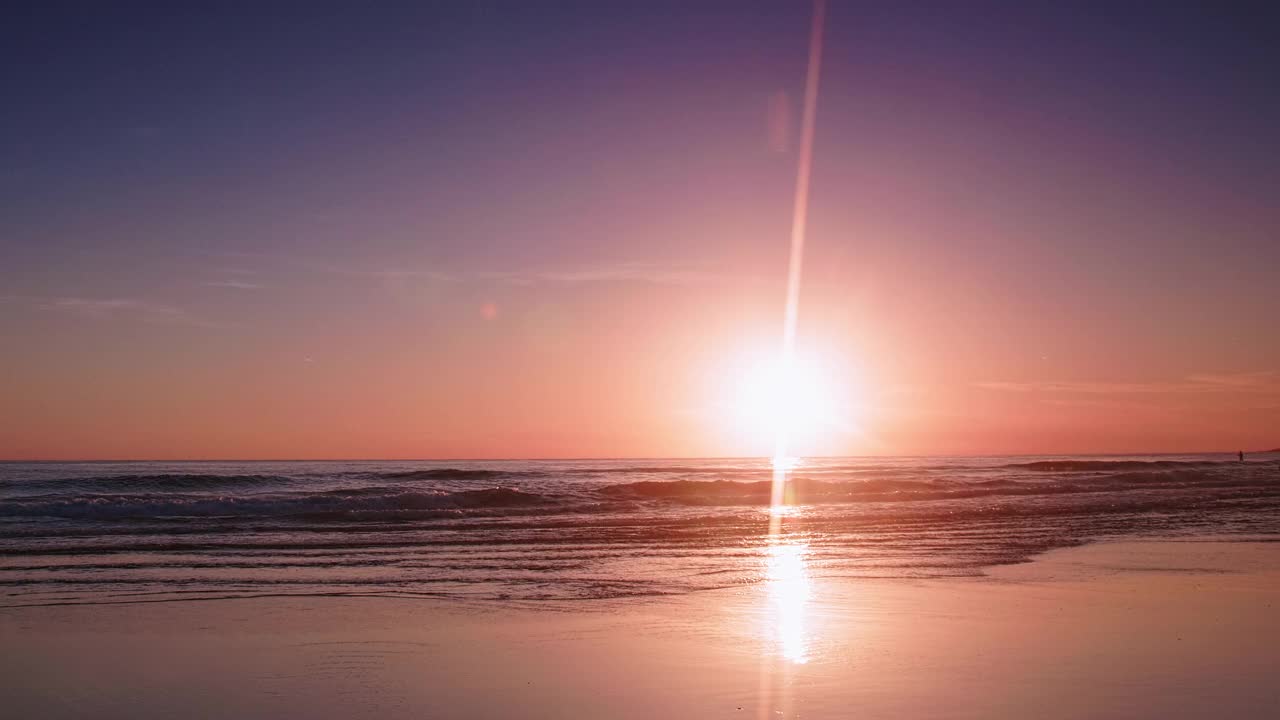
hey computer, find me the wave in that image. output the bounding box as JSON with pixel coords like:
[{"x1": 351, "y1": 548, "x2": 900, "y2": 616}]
[
  {"x1": 8, "y1": 468, "x2": 551, "y2": 493},
  {"x1": 375, "y1": 468, "x2": 547, "y2": 481},
  {"x1": 11, "y1": 474, "x2": 293, "y2": 493},
  {"x1": 601, "y1": 469, "x2": 1274, "y2": 506},
  {"x1": 565, "y1": 466, "x2": 760, "y2": 475},
  {"x1": 599, "y1": 477, "x2": 995, "y2": 505},
  {"x1": 6, "y1": 466, "x2": 1277, "y2": 522},
  {"x1": 561, "y1": 465, "x2": 930, "y2": 477},
  {"x1": 4, "y1": 457, "x2": 1279, "y2": 607},
  {"x1": 0, "y1": 487, "x2": 557, "y2": 521},
  {"x1": 1004, "y1": 460, "x2": 1226, "y2": 472}
]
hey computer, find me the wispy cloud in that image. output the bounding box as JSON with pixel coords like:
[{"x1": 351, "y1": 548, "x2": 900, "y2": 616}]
[
  {"x1": 38, "y1": 297, "x2": 226, "y2": 328},
  {"x1": 195, "y1": 250, "x2": 717, "y2": 288},
  {"x1": 976, "y1": 371, "x2": 1280, "y2": 396},
  {"x1": 341, "y1": 262, "x2": 716, "y2": 287},
  {"x1": 494, "y1": 263, "x2": 715, "y2": 286},
  {"x1": 203, "y1": 280, "x2": 264, "y2": 290},
  {"x1": 1183, "y1": 371, "x2": 1280, "y2": 389}
]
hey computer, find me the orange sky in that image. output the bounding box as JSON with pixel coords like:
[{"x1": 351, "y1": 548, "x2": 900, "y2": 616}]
[{"x1": 3, "y1": 255, "x2": 1276, "y2": 459}]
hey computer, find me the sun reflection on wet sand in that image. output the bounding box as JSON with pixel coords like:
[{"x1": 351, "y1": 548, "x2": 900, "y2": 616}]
[
  {"x1": 764, "y1": 542, "x2": 812, "y2": 664},
  {"x1": 753, "y1": 530, "x2": 816, "y2": 720}
]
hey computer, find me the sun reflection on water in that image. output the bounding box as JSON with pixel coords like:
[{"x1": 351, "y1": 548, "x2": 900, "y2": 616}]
[{"x1": 764, "y1": 542, "x2": 812, "y2": 664}]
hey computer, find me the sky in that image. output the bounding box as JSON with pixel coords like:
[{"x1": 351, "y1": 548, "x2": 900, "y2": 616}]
[{"x1": 2, "y1": 1, "x2": 1278, "y2": 460}]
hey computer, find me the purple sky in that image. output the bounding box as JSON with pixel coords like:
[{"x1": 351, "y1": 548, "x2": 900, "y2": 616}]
[{"x1": 2, "y1": 2, "x2": 1277, "y2": 458}]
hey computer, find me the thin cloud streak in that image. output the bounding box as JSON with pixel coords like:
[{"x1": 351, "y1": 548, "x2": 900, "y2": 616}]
[
  {"x1": 37, "y1": 297, "x2": 228, "y2": 328},
  {"x1": 194, "y1": 250, "x2": 719, "y2": 287},
  {"x1": 976, "y1": 371, "x2": 1280, "y2": 396},
  {"x1": 334, "y1": 262, "x2": 719, "y2": 287},
  {"x1": 203, "y1": 280, "x2": 264, "y2": 290}
]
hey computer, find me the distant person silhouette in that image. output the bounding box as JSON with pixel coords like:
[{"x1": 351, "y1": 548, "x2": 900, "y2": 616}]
[{"x1": 1239, "y1": 450, "x2": 1244, "y2": 462}]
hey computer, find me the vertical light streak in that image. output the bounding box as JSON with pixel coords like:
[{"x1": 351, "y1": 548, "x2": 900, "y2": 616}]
[
  {"x1": 770, "y1": 0, "x2": 827, "y2": 518},
  {"x1": 757, "y1": 5, "x2": 827, "y2": 718}
]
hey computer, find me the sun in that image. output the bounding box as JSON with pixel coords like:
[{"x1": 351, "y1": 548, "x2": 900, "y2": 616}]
[{"x1": 724, "y1": 350, "x2": 845, "y2": 455}]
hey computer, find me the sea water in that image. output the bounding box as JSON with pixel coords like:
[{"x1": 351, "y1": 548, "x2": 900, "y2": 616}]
[{"x1": 2, "y1": 454, "x2": 1278, "y2": 606}]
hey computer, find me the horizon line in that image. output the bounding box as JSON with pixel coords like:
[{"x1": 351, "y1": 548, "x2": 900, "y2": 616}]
[{"x1": 2, "y1": 449, "x2": 1274, "y2": 464}]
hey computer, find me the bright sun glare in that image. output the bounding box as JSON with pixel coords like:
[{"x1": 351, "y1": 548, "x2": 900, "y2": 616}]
[{"x1": 727, "y1": 352, "x2": 847, "y2": 455}]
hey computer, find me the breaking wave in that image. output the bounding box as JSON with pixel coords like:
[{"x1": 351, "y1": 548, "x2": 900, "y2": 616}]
[
  {"x1": 2, "y1": 455, "x2": 1279, "y2": 605},
  {"x1": 1005, "y1": 459, "x2": 1230, "y2": 472},
  {"x1": 0, "y1": 487, "x2": 557, "y2": 521},
  {"x1": 9, "y1": 474, "x2": 294, "y2": 493},
  {"x1": 602, "y1": 468, "x2": 1273, "y2": 505},
  {"x1": 374, "y1": 468, "x2": 548, "y2": 481},
  {"x1": 7, "y1": 467, "x2": 1278, "y2": 522}
]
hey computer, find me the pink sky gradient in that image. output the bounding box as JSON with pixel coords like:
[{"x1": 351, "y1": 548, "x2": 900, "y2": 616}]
[{"x1": 2, "y1": 4, "x2": 1276, "y2": 459}]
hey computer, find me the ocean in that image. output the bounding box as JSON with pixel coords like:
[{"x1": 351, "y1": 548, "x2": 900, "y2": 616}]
[{"x1": 2, "y1": 454, "x2": 1278, "y2": 607}]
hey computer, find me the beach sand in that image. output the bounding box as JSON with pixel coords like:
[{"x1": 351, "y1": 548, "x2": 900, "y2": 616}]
[{"x1": 3, "y1": 539, "x2": 1277, "y2": 719}]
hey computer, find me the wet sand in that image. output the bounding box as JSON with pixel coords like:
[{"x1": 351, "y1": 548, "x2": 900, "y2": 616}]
[{"x1": 2, "y1": 539, "x2": 1278, "y2": 719}]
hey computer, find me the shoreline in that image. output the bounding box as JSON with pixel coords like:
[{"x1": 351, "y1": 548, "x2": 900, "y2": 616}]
[
  {"x1": 3, "y1": 532, "x2": 1276, "y2": 611},
  {"x1": 4, "y1": 535, "x2": 1279, "y2": 718}
]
